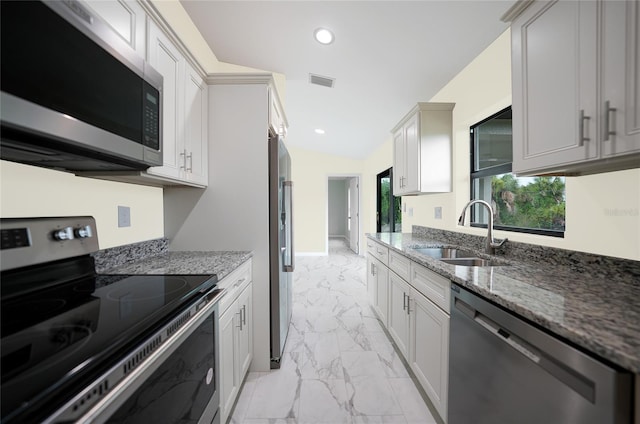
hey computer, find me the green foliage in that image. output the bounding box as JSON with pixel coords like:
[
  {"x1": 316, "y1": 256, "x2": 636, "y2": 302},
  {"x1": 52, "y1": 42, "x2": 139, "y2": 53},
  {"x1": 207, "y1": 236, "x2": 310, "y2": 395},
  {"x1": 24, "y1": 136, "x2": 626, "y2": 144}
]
[{"x1": 490, "y1": 175, "x2": 565, "y2": 231}]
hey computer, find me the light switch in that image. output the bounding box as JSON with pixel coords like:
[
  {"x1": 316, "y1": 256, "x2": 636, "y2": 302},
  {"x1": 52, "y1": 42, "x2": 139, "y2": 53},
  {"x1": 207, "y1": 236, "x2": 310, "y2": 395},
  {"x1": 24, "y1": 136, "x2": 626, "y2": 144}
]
[
  {"x1": 408, "y1": 207, "x2": 414, "y2": 217},
  {"x1": 435, "y1": 207, "x2": 442, "y2": 219},
  {"x1": 118, "y1": 206, "x2": 131, "y2": 228}
]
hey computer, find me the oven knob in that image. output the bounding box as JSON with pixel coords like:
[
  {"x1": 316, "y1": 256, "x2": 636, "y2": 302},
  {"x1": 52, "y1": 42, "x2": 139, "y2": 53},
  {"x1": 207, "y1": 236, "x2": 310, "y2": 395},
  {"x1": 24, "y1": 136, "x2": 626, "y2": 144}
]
[
  {"x1": 52, "y1": 227, "x2": 74, "y2": 241},
  {"x1": 74, "y1": 225, "x2": 93, "y2": 238}
]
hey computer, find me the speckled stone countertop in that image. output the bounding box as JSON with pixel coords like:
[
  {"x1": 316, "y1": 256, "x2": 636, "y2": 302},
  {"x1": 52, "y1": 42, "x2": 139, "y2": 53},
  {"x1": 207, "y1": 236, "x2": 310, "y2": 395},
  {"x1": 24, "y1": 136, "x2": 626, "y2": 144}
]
[
  {"x1": 101, "y1": 251, "x2": 253, "y2": 282},
  {"x1": 368, "y1": 232, "x2": 640, "y2": 373}
]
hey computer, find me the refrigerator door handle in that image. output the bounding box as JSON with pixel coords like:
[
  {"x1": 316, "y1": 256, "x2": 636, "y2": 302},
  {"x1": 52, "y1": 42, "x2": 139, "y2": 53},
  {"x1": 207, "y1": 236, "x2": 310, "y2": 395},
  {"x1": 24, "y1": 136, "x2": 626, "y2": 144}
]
[{"x1": 283, "y1": 181, "x2": 294, "y2": 272}]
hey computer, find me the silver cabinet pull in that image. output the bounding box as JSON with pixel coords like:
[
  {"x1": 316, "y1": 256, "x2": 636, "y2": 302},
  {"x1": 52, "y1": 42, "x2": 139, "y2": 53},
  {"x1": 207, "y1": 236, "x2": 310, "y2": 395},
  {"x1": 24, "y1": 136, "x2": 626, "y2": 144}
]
[
  {"x1": 406, "y1": 295, "x2": 411, "y2": 315},
  {"x1": 179, "y1": 150, "x2": 186, "y2": 170},
  {"x1": 236, "y1": 311, "x2": 243, "y2": 330},
  {"x1": 186, "y1": 151, "x2": 193, "y2": 172},
  {"x1": 604, "y1": 100, "x2": 617, "y2": 141},
  {"x1": 372, "y1": 263, "x2": 376, "y2": 276},
  {"x1": 242, "y1": 304, "x2": 247, "y2": 326},
  {"x1": 579, "y1": 110, "x2": 591, "y2": 146},
  {"x1": 402, "y1": 292, "x2": 407, "y2": 311}
]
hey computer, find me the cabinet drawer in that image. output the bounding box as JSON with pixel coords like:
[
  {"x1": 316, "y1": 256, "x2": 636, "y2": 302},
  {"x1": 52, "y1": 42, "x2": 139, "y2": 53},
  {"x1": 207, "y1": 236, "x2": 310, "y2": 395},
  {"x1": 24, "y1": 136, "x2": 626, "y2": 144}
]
[
  {"x1": 367, "y1": 239, "x2": 389, "y2": 266},
  {"x1": 218, "y1": 259, "x2": 252, "y2": 315},
  {"x1": 389, "y1": 250, "x2": 411, "y2": 281},
  {"x1": 410, "y1": 262, "x2": 450, "y2": 314}
]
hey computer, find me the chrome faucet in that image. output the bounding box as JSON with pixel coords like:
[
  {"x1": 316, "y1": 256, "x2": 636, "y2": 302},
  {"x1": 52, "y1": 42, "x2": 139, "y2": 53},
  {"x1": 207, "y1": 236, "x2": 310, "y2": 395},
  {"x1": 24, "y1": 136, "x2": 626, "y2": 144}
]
[{"x1": 458, "y1": 200, "x2": 507, "y2": 255}]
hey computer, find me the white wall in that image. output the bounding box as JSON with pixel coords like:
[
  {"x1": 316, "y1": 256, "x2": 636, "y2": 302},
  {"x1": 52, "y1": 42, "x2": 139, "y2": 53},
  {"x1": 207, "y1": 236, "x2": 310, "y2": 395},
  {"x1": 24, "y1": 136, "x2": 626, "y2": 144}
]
[
  {"x1": 328, "y1": 179, "x2": 348, "y2": 237},
  {"x1": 289, "y1": 146, "x2": 365, "y2": 254},
  {"x1": 0, "y1": 161, "x2": 163, "y2": 249}
]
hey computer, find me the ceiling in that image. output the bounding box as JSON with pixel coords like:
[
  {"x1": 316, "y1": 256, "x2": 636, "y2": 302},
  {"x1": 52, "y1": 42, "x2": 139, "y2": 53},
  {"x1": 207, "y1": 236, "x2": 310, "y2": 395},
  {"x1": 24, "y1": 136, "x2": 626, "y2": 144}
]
[{"x1": 180, "y1": 1, "x2": 512, "y2": 160}]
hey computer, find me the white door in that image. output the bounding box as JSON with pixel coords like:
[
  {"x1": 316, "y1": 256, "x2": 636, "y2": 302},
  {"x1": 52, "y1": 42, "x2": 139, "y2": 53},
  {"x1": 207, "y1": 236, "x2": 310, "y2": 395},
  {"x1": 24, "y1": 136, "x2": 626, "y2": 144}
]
[{"x1": 348, "y1": 177, "x2": 359, "y2": 254}]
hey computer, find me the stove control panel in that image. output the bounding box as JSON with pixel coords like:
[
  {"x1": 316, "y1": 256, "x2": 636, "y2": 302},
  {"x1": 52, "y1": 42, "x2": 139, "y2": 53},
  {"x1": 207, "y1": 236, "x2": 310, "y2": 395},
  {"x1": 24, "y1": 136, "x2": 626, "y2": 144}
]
[{"x1": 0, "y1": 217, "x2": 99, "y2": 272}]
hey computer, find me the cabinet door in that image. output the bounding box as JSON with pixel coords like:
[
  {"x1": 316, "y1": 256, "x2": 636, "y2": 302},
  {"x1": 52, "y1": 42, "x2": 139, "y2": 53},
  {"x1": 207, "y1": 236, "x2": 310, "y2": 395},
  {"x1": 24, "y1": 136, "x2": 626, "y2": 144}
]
[
  {"x1": 85, "y1": 0, "x2": 145, "y2": 58},
  {"x1": 388, "y1": 271, "x2": 411, "y2": 359},
  {"x1": 403, "y1": 113, "x2": 420, "y2": 193},
  {"x1": 600, "y1": 0, "x2": 640, "y2": 157},
  {"x1": 512, "y1": 0, "x2": 598, "y2": 174},
  {"x1": 219, "y1": 306, "x2": 239, "y2": 424},
  {"x1": 237, "y1": 283, "x2": 253, "y2": 381},
  {"x1": 409, "y1": 290, "x2": 449, "y2": 421},
  {"x1": 374, "y1": 260, "x2": 389, "y2": 326},
  {"x1": 183, "y1": 62, "x2": 209, "y2": 186},
  {"x1": 147, "y1": 21, "x2": 184, "y2": 180},
  {"x1": 366, "y1": 254, "x2": 377, "y2": 307},
  {"x1": 392, "y1": 129, "x2": 405, "y2": 194}
]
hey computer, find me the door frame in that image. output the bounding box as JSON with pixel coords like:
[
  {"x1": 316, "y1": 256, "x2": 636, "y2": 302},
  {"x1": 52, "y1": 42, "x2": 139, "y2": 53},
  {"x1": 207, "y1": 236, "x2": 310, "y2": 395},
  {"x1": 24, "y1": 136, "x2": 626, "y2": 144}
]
[{"x1": 326, "y1": 174, "x2": 362, "y2": 255}]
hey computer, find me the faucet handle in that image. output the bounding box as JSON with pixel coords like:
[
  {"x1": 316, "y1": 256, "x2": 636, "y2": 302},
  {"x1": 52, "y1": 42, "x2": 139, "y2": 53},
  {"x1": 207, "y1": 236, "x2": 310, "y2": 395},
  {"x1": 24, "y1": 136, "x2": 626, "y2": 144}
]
[{"x1": 491, "y1": 238, "x2": 508, "y2": 249}]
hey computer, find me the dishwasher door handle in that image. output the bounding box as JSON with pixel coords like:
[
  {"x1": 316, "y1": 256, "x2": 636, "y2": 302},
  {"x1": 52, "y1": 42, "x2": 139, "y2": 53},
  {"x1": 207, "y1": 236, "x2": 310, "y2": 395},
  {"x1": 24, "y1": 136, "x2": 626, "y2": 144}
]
[{"x1": 474, "y1": 313, "x2": 541, "y2": 364}]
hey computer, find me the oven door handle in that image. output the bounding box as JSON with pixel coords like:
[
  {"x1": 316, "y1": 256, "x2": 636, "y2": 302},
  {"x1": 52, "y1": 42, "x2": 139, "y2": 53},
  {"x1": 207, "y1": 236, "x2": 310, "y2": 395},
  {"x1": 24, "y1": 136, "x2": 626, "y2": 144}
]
[{"x1": 45, "y1": 288, "x2": 225, "y2": 424}]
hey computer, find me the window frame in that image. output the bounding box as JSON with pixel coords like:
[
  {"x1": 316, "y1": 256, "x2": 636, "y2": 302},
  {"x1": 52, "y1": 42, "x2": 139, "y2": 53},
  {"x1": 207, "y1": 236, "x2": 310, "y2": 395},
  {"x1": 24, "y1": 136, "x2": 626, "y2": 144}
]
[
  {"x1": 376, "y1": 167, "x2": 401, "y2": 233},
  {"x1": 469, "y1": 106, "x2": 565, "y2": 238}
]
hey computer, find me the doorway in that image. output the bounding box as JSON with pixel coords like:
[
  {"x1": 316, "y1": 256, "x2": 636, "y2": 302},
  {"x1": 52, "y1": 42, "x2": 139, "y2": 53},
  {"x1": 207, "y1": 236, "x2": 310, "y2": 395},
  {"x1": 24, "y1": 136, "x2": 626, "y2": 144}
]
[
  {"x1": 327, "y1": 175, "x2": 360, "y2": 255},
  {"x1": 377, "y1": 168, "x2": 401, "y2": 232}
]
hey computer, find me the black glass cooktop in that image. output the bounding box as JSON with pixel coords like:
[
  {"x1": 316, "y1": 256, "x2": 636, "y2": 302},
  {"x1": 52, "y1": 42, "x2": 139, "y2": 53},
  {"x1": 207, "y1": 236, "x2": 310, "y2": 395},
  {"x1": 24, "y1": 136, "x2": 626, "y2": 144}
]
[{"x1": 0, "y1": 271, "x2": 217, "y2": 423}]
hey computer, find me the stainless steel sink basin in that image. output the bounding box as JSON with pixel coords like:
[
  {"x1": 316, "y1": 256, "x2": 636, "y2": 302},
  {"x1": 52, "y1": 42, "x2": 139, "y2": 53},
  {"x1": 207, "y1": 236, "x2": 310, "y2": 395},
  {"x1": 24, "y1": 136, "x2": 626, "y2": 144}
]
[
  {"x1": 411, "y1": 247, "x2": 508, "y2": 267},
  {"x1": 440, "y1": 258, "x2": 504, "y2": 267},
  {"x1": 412, "y1": 247, "x2": 477, "y2": 259}
]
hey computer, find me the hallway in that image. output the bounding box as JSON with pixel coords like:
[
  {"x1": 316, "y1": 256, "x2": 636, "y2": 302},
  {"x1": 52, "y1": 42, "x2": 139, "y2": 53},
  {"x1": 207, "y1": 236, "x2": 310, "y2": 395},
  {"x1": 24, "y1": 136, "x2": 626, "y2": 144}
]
[{"x1": 229, "y1": 238, "x2": 437, "y2": 423}]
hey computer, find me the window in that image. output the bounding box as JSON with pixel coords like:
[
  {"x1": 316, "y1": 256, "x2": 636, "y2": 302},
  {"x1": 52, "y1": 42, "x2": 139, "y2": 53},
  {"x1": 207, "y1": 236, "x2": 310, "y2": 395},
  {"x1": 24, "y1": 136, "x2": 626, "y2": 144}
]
[
  {"x1": 377, "y1": 168, "x2": 401, "y2": 232},
  {"x1": 470, "y1": 107, "x2": 565, "y2": 237}
]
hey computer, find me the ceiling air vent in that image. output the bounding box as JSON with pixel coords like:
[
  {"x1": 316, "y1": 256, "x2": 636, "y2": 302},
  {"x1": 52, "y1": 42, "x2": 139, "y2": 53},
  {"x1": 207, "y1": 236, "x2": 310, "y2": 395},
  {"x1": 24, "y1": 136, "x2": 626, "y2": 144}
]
[{"x1": 309, "y1": 73, "x2": 335, "y2": 88}]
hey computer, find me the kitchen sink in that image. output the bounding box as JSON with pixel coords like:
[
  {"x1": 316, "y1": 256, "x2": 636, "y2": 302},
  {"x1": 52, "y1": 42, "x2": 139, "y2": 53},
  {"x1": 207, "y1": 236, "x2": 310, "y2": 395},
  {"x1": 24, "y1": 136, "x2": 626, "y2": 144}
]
[
  {"x1": 412, "y1": 247, "x2": 477, "y2": 259},
  {"x1": 411, "y1": 247, "x2": 507, "y2": 267},
  {"x1": 440, "y1": 258, "x2": 504, "y2": 267}
]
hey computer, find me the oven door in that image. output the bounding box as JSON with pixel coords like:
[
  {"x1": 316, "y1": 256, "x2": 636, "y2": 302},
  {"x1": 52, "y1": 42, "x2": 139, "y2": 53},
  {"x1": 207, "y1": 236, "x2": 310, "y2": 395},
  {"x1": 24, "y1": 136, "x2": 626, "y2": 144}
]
[
  {"x1": 47, "y1": 292, "x2": 222, "y2": 424},
  {"x1": 106, "y1": 303, "x2": 220, "y2": 424}
]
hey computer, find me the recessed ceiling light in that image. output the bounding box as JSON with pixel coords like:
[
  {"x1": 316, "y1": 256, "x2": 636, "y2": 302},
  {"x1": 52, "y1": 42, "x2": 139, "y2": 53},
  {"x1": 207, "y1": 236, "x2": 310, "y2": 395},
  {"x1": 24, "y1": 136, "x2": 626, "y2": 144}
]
[
  {"x1": 314, "y1": 28, "x2": 334, "y2": 45},
  {"x1": 315, "y1": 128, "x2": 326, "y2": 135}
]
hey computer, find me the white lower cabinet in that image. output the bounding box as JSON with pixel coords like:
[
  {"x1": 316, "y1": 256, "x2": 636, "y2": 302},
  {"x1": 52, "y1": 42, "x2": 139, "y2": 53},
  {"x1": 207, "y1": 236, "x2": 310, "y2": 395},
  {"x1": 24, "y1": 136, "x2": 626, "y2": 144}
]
[
  {"x1": 219, "y1": 304, "x2": 239, "y2": 422},
  {"x1": 218, "y1": 260, "x2": 253, "y2": 424},
  {"x1": 367, "y1": 254, "x2": 389, "y2": 326},
  {"x1": 388, "y1": 271, "x2": 411, "y2": 358},
  {"x1": 367, "y1": 240, "x2": 450, "y2": 423},
  {"x1": 409, "y1": 289, "x2": 449, "y2": 421}
]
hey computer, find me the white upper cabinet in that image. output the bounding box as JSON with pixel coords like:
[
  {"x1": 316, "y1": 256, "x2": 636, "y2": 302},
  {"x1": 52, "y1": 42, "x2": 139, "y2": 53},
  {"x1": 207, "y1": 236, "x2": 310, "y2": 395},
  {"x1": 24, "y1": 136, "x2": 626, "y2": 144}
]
[
  {"x1": 507, "y1": 0, "x2": 639, "y2": 176},
  {"x1": 183, "y1": 63, "x2": 208, "y2": 186},
  {"x1": 600, "y1": 0, "x2": 640, "y2": 158},
  {"x1": 147, "y1": 21, "x2": 184, "y2": 182},
  {"x1": 84, "y1": 0, "x2": 146, "y2": 58},
  {"x1": 392, "y1": 103, "x2": 455, "y2": 195},
  {"x1": 146, "y1": 21, "x2": 208, "y2": 187}
]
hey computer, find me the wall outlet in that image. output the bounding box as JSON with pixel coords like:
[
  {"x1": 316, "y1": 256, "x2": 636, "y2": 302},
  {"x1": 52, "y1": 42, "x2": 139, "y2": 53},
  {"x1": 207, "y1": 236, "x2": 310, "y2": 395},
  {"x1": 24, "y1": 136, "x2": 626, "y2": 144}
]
[
  {"x1": 408, "y1": 207, "x2": 414, "y2": 217},
  {"x1": 435, "y1": 206, "x2": 442, "y2": 219},
  {"x1": 118, "y1": 206, "x2": 131, "y2": 228}
]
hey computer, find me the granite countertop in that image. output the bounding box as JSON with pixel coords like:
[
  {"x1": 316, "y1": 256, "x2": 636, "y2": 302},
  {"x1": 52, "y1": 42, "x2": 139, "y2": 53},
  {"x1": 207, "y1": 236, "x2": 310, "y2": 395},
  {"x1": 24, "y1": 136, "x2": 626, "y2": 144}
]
[
  {"x1": 368, "y1": 232, "x2": 640, "y2": 373},
  {"x1": 101, "y1": 251, "x2": 253, "y2": 282}
]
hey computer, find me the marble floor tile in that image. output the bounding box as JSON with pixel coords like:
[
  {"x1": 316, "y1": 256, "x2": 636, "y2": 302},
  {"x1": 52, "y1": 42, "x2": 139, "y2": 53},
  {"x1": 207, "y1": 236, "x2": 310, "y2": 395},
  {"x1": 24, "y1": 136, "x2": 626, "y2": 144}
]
[
  {"x1": 346, "y1": 375, "x2": 404, "y2": 416},
  {"x1": 388, "y1": 379, "x2": 438, "y2": 424},
  {"x1": 297, "y1": 379, "x2": 351, "y2": 423},
  {"x1": 234, "y1": 239, "x2": 436, "y2": 424}
]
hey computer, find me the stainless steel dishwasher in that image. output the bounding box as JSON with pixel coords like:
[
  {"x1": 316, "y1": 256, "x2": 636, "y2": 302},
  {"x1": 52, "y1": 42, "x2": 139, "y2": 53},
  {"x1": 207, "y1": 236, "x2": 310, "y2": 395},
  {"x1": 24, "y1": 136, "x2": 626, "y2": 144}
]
[{"x1": 448, "y1": 284, "x2": 632, "y2": 424}]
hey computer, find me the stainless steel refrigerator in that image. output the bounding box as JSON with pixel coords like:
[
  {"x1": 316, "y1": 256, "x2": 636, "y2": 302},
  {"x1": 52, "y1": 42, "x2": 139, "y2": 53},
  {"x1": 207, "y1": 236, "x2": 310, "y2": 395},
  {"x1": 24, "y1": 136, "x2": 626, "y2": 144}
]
[{"x1": 268, "y1": 133, "x2": 294, "y2": 369}]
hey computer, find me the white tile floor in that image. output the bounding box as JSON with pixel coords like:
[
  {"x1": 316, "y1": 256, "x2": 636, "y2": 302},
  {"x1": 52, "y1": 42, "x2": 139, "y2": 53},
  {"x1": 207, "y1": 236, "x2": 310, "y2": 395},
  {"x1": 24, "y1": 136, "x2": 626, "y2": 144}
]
[{"x1": 230, "y1": 238, "x2": 438, "y2": 424}]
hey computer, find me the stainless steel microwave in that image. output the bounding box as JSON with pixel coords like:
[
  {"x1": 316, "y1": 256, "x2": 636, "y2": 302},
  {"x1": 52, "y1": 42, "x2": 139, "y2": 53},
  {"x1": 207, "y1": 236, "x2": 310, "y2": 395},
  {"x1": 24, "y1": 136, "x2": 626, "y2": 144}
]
[{"x1": 0, "y1": 0, "x2": 163, "y2": 172}]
